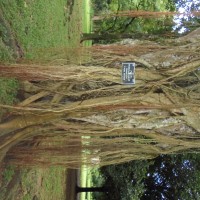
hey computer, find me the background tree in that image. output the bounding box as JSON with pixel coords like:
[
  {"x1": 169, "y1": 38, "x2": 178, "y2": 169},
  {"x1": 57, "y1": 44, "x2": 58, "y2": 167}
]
[
  {"x1": 94, "y1": 153, "x2": 200, "y2": 200},
  {"x1": 98, "y1": 160, "x2": 153, "y2": 200},
  {"x1": 142, "y1": 154, "x2": 200, "y2": 200},
  {"x1": 84, "y1": 0, "x2": 200, "y2": 43},
  {"x1": 87, "y1": 0, "x2": 176, "y2": 43}
]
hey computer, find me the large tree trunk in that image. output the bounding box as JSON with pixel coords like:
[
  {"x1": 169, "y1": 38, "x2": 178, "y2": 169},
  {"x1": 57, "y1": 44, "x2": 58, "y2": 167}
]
[
  {"x1": 0, "y1": 28, "x2": 200, "y2": 168},
  {"x1": 76, "y1": 186, "x2": 110, "y2": 193}
]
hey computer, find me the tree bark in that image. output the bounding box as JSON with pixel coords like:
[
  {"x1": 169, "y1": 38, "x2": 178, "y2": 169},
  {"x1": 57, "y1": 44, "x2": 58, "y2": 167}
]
[
  {"x1": 76, "y1": 186, "x2": 110, "y2": 193},
  {"x1": 0, "y1": 28, "x2": 200, "y2": 167}
]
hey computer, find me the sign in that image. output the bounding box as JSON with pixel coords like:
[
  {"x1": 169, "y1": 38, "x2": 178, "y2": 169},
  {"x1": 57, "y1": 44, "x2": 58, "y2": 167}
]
[{"x1": 122, "y1": 62, "x2": 135, "y2": 84}]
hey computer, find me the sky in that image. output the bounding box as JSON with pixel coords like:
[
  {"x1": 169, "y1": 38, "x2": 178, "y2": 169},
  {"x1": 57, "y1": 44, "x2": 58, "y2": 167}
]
[{"x1": 173, "y1": 0, "x2": 200, "y2": 33}]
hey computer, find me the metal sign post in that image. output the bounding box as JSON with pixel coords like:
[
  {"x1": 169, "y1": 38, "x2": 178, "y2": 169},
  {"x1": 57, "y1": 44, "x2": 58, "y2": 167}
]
[{"x1": 122, "y1": 62, "x2": 135, "y2": 84}]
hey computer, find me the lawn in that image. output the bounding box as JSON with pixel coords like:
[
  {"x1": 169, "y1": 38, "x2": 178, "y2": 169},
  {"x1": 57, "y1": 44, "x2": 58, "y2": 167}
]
[
  {"x1": 0, "y1": 166, "x2": 66, "y2": 200},
  {"x1": 79, "y1": 166, "x2": 93, "y2": 200},
  {"x1": 0, "y1": 0, "x2": 83, "y2": 61},
  {"x1": 0, "y1": 0, "x2": 93, "y2": 199},
  {"x1": 82, "y1": 0, "x2": 93, "y2": 47}
]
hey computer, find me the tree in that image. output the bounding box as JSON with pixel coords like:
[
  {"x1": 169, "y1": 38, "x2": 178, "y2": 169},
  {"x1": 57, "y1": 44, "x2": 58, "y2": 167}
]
[
  {"x1": 90, "y1": 0, "x2": 200, "y2": 44},
  {"x1": 91, "y1": 0, "x2": 176, "y2": 43},
  {"x1": 97, "y1": 160, "x2": 153, "y2": 200},
  {"x1": 142, "y1": 153, "x2": 200, "y2": 200},
  {"x1": 97, "y1": 153, "x2": 200, "y2": 200},
  {"x1": 76, "y1": 186, "x2": 110, "y2": 193},
  {"x1": 0, "y1": 26, "x2": 200, "y2": 168}
]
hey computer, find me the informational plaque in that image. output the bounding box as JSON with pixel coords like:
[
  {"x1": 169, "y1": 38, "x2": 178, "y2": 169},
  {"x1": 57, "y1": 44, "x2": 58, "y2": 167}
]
[{"x1": 122, "y1": 62, "x2": 135, "y2": 84}]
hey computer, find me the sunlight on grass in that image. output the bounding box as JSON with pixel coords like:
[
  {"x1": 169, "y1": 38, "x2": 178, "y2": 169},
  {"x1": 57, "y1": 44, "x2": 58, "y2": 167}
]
[
  {"x1": 80, "y1": 1, "x2": 94, "y2": 199},
  {"x1": 82, "y1": 0, "x2": 93, "y2": 46},
  {"x1": 1, "y1": 0, "x2": 67, "y2": 58},
  {"x1": 0, "y1": 39, "x2": 14, "y2": 62},
  {"x1": 0, "y1": 0, "x2": 82, "y2": 61},
  {"x1": 20, "y1": 167, "x2": 66, "y2": 200},
  {"x1": 80, "y1": 166, "x2": 92, "y2": 200}
]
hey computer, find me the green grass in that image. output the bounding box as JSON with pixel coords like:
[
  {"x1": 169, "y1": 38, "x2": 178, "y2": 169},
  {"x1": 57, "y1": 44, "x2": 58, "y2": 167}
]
[
  {"x1": 80, "y1": 166, "x2": 92, "y2": 200},
  {"x1": 0, "y1": 38, "x2": 14, "y2": 61},
  {"x1": 0, "y1": 166, "x2": 66, "y2": 200},
  {"x1": 0, "y1": 78, "x2": 19, "y2": 104},
  {"x1": 2, "y1": 165, "x2": 15, "y2": 182},
  {"x1": 79, "y1": 0, "x2": 96, "y2": 195},
  {"x1": 82, "y1": 0, "x2": 93, "y2": 46},
  {"x1": 80, "y1": 167, "x2": 104, "y2": 200},
  {"x1": 0, "y1": 0, "x2": 82, "y2": 61},
  {"x1": 20, "y1": 167, "x2": 66, "y2": 200},
  {"x1": 0, "y1": 6, "x2": 19, "y2": 119},
  {"x1": 1, "y1": 0, "x2": 67, "y2": 54},
  {"x1": 42, "y1": 167, "x2": 65, "y2": 197},
  {"x1": 0, "y1": 165, "x2": 16, "y2": 199},
  {"x1": 0, "y1": 77, "x2": 19, "y2": 119},
  {"x1": 0, "y1": 8, "x2": 17, "y2": 61}
]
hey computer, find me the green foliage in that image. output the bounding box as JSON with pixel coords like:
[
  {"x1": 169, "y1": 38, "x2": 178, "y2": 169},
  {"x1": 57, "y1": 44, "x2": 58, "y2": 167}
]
[
  {"x1": 93, "y1": 0, "x2": 200, "y2": 43},
  {"x1": 2, "y1": 165, "x2": 15, "y2": 182},
  {"x1": 23, "y1": 193, "x2": 32, "y2": 200},
  {"x1": 0, "y1": 39, "x2": 14, "y2": 62},
  {"x1": 92, "y1": 0, "x2": 109, "y2": 14},
  {"x1": 0, "y1": 4, "x2": 28, "y2": 60},
  {"x1": 0, "y1": 166, "x2": 15, "y2": 200},
  {"x1": 93, "y1": 0, "x2": 176, "y2": 13},
  {"x1": 93, "y1": 0, "x2": 176, "y2": 43},
  {"x1": 0, "y1": 8, "x2": 15, "y2": 61},
  {"x1": 91, "y1": 168, "x2": 106, "y2": 200},
  {"x1": 96, "y1": 154, "x2": 200, "y2": 200},
  {"x1": 142, "y1": 154, "x2": 200, "y2": 199},
  {"x1": 173, "y1": 0, "x2": 200, "y2": 34},
  {"x1": 0, "y1": 78, "x2": 19, "y2": 105},
  {"x1": 91, "y1": 168, "x2": 105, "y2": 186},
  {"x1": 98, "y1": 160, "x2": 154, "y2": 200}
]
